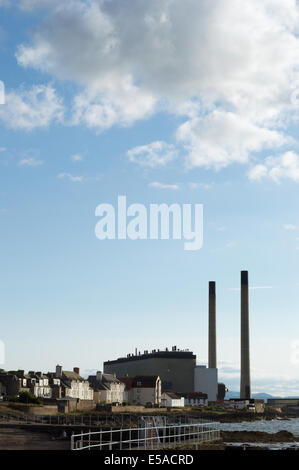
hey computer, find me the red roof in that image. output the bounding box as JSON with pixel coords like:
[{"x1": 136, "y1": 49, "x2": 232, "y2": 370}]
[{"x1": 119, "y1": 377, "x2": 134, "y2": 391}]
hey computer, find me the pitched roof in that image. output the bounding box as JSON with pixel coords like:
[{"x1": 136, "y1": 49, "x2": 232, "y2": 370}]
[
  {"x1": 95, "y1": 383, "x2": 109, "y2": 391},
  {"x1": 102, "y1": 373, "x2": 121, "y2": 384},
  {"x1": 59, "y1": 380, "x2": 71, "y2": 389},
  {"x1": 88, "y1": 375, "x2": 110, "y2": 391},
  {"x1": 119, "y1": 377, "x2": 134, "y2": 391},
  {"x1": 62, "y1": 370, "x2": 84, "y2": 381},
  {"x1": 163, "y1": 392, "x2": 181, "y2": 400}
]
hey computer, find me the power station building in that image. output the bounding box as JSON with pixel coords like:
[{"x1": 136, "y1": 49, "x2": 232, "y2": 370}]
[
  {"x1": 104, "y1": 280, "x2": 220, "y2": 401},
  {"x1": 104, "y1": 270, "x2": 252, "y2": 403},
  {"x1": 104, "y1": 346, "x2": 219, "y2": 400},
  {"x1": 104, "y1": 347, "x2": 196, "y2": 393}
]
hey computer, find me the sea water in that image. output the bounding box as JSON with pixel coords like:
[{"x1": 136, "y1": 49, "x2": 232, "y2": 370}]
[{"x1": 220, "y1": 418, "x2": 299, "y2": 450}]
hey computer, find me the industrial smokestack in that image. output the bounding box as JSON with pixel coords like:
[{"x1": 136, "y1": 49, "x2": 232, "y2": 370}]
[
  {"x1": 208, "y1": 281, "x2": 217, "y2": 369},
  {"x1": 240, "y1": 270, "x2": 251, "y2": 399}
]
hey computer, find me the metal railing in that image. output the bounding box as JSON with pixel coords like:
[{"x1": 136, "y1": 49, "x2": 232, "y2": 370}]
[{"x1": 71, "y1": 421, "x2": 220, "y2": 450}]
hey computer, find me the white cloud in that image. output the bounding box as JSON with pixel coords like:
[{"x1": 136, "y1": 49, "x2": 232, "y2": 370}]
[
  {"x1": 149, "y1": 182, "x2": 180, "y2": 190},
  {"x1": 71, "y1": 81, "x2": 156, "y2": 131},
  {"x1": 0, "y1": 84, "x2": 64, "y2": 130},
  {"x1": 18, "y1": 157, "x2": 43, "y2": 167},
  {"x1": 217, "y1": 361, "x2": 299, "y2": 395},
  {"x1": 248, "y1": 164, "x2": 269, "y2": 181},
  {"x1": 14, "y1": 0, "x2": 299, "y2": 168},
  {"x1": 284, "y1": 223, "x2": 296, "y2": 230},
  {"x1": 176, "y1": 110, "x2": 287, "y2": 170},
  {"x1": 127, "y1": 141, "x2": 177, "y2": 168},
  {"x1": 71, "y1": 153, "x2": 83, "y2": 162},
  {"x1": 249, "y1": 151, "x2": 299, "y2": 183},
  {"x1": 0, "y1": 147, "x2": 6, "y2": 152},
  {"x1": 57, "y1": 172, "x2": 83, "y2": 183},
  {"x1": 188, "y1": 182, "x2": 213, "y2": 190}
]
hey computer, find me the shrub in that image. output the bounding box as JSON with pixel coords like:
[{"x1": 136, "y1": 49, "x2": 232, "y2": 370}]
[{"x1": 10, "y1": 392, "x2": 43, "y2": 405}]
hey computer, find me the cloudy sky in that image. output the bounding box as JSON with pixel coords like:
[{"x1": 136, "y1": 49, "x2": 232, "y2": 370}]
[{"x1": 1, "y1": 0, "x2": 299, "y2": 395}]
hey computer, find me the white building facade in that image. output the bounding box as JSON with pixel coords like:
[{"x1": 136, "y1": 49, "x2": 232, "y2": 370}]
[
  {"x1": 56, "y1": 365, "x2": 94, "y2": 401},
  {"x1": 194, "y1": 366, "x2": 218, "y2": 402},
  {"x1": 161, "y1": 392, "x2": 185, "y2": 408}
]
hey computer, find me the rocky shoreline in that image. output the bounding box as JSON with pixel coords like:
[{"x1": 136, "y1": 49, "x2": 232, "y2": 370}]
[
  {"x1": 220, "y1": 430, "x2": 299, "y2": 451},
  {"x1": 221, "y1": 430, "x2": 297, "y2": 443}
]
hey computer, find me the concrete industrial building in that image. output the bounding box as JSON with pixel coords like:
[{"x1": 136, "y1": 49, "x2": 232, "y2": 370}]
[
  {"x1": 194, "y1": 366, "x2": 218, "y2": 402},
  {"x1": 104, "y1": 349, "x2": 219, "y2": 401},
  {"x1": 104, "y1": 347, "x2": 196, "y2": 393},
  {"x1": 104, "y1": 281, "x2": 221, "y2": 401},
  {"x1": 103, "y1": 274, "x2": 256, "y2": 402}
]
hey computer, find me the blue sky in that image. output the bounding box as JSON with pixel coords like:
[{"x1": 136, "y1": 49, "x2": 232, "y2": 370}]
[{"x1": 1, "y1": 0, "x2": 299, "y2": 395}]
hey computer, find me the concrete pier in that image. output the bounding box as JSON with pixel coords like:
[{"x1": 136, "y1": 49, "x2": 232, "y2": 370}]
[{"x1": 240, "y1": 271, "x2": 251, "y2": 399}]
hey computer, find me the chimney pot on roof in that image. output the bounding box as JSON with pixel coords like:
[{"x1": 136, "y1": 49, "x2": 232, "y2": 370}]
[
  {"x1": 73, "y1": 367, "x2": 80, "y2": 375},
  {"x1": 56, "y1": 365, "x2": 62, "y2": 378},
  {"x1": 96, "y1": 371, "x2": 102, "y2": 382}
]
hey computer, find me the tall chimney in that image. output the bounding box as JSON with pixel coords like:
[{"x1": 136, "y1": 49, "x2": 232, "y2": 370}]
[
  {"x1": 240, "y1": 271, "x2": 251, "y2": 399},
  {"x1": 208, "y1": 281, "x2": 217, "y2": 369}
]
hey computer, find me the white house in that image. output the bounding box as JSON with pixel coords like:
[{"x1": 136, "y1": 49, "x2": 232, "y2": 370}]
[
  {"x1": 15, "y1": 370, "x2": 52, "y2": 398},
  {"x1": 161, "y1": 392, "x2": 185, "y2": 408},
  {"x1": 27, "y1": 372, "x2": 52, "y2": 398},
  {"x1": 55, "y1": 365, "x2": 94, "y2": 401},
  {"x1": 180, "y1": 392, "x2": 208, "y2": 407},
  {"x1": 88, "y1": 371, "x2": 125, "y2": 404},
  {"x1": 120, "y1": 376, "x2": 162, "y2": 406}
]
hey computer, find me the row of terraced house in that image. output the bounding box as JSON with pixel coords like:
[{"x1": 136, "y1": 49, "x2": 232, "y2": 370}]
[{"x1": 0, "y1": 365, "x2": 208, "y2": 410}]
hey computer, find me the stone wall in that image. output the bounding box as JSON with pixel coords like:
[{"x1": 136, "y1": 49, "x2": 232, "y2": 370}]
[{"x1": 111, "y1": 405, "x2": 167, "y2": 413}]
